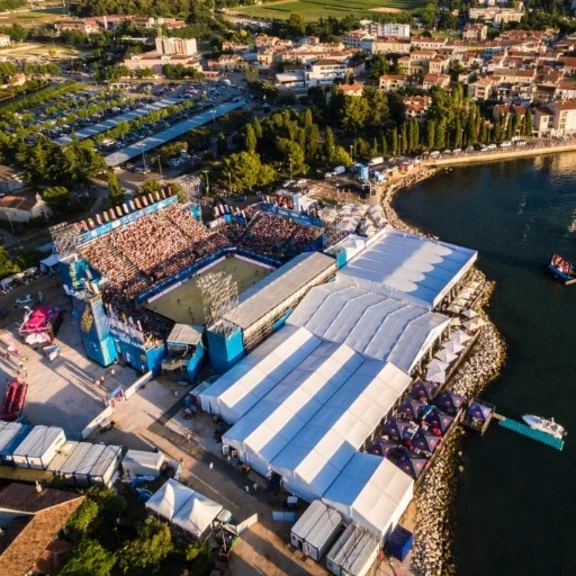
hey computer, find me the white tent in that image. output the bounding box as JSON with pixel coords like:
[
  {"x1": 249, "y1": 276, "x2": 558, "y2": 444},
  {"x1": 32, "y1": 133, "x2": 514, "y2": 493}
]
[
  {"x1": 434, "y1": 348, "x2": 458, "y2": 363},
  {"x1": 199, "y1": 325, "x2": 322, "y2": 423},
  {"x1": 222, "y1": 342, "x2": 366, "y2": 477},
  {"x1": 443, "y1": 340, "x2": 465, "y2": 355},
  {"x1": 146, "y1": 478, "x2": 223, "y2": 540},
  {"x1": 287, "y1": 281, "x2": 450, "y2": 373},
  {"x1": 461, "y1": 308, "x2": 478, "y2": 319},
  {"x1": 465, "y1": 317, "x2": 486, "y2": 332},
  {"x1": 39, "y1": 253, "x2": 59, "y2": 273},
  {"x1": 322, "y1": 453, "x2": 414, "y2": 540},
  {"x1": 450, "y1": 330, "x2": 472, "y2": 346},
  {"x1": 426, "y1": 359, "x2": 449, "y2": 383},
  {"x1": 271, "y1": 361, "x2": 411, "y2": 502},
  {"x1": 122, "y1": 449, "x2": 165, "y2": 478},
  {"x1": 339, "y1": 227, "x2": 477, "y2": 310}
]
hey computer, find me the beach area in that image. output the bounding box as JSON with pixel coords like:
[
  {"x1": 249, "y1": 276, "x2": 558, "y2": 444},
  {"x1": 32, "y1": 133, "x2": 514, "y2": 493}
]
[{"x1": 379, "y1": 154, "x2": 512, "y2": 576}]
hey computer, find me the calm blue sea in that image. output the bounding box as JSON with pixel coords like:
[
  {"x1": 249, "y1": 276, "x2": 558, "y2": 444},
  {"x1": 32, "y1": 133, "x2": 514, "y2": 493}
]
[{"x1": 394, "y1": 153, "x2": 576, "y2": 576}]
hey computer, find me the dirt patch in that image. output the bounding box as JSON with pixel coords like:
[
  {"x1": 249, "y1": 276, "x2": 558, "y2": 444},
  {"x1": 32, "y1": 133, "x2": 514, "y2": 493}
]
[{"x1": 370, "y1": 6, "x2": 402, "y2": 12}]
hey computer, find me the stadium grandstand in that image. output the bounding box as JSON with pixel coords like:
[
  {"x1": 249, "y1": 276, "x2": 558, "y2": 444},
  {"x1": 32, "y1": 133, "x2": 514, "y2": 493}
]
[
  {"x1": 54, "y1": 189, "x2": 324, "y2": 377},
  {"x1": 198, "y1": 226, "x2": 478, "y2": 541}
]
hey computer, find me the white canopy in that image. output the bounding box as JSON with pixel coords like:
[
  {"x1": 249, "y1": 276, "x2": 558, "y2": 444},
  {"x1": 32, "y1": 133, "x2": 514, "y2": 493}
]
[
  {"x1": 322, "y1": 453, "x2": 414, "y2": 539},
  {"x1": 146, "y1": 479, "x2": 223, "y2": 539},
  {"x1": 434, "y1": 348, "x2": 458, "y2": 363},
  {"x1": 443, "y1": 340, "x2": 465, "y2": 355},
  {"x1": 199, "y1": 325, "x2": 322, "y2": 423},
  {"x1": 461, "y1": 308, "x2": 478, "y2": 319},
  {"x1": 465, "y1": 317, "x2": 486, "y2": 332},
  {"x1": 287, "y1": 281, "x2": 450, "y2": 373},
  {"x1": 339, "y1": 227, "x2": 477, "y2": 310},
  {"x1": 222, "y1": 341, "x2": 366, "y2": 477},
  {"x1": 270, "y1": 362, "x2": 411, "y2": 502},
  {"x1": 450, "y1": 330, "x2": 472, "y2": 346}
]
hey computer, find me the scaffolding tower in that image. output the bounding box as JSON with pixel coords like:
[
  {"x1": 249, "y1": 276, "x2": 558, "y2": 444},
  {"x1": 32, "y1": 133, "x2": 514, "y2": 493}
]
[
  {"x1": 197, "y1": 271, "x2": 239, "y2": 337},
  {"x1": 49, "y1": 222, "x2": 83, "y2": 257},
  {"x1": 318, "y1": 207, "x2": 345, "y2": 251}
]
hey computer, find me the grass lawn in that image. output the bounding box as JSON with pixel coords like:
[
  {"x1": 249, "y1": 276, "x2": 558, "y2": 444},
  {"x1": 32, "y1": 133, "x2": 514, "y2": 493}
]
[
  {"x1": 0, "y1": 6, "x2": 66, "y2": 26},
  {"x1": 229, "y1": 0, "x2": 426, "y2": 21}
]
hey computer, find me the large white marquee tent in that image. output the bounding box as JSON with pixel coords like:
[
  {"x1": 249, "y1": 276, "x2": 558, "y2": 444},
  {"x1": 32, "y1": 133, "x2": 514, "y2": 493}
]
[
  {"x1": 339, "y1": 227, "x2": 477, "y2": 310},
  {"x1": 287, "y1": 281, "x2": 449, "y2": 373}
]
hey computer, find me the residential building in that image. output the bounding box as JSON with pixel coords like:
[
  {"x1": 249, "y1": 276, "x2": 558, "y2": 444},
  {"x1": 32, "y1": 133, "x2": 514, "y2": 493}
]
[
  {"x1": 124, "y1": 51, "x2": 201, "y2": 75},
  {"x1": 379, "y1": 74, "x2": 408, "y2": 91},
  {"x1": 307, "y1": 59, "x2": 351, "y2": 87},
  {"x1": 404, "y1": 95, "x2": 431, "y2": 122},
  {"x1": 0, "y1": 165, "x2": 27, "y2": 193},
  {"x1": 428, "y1": 55, "x2": 451, "y2": 74},
  {"x1": 370, "y1": 37, "x2": 411, "y2": 55},
  {"x1": 0, "y1": 483, "x2": 85, "y2": 576},
  {"x1": 469, "y1": 7, "x2": 524, "y2": 24},
  {"x1": 342, "y1": 30, "x2": 371, "y2": 49},
  {"x1": 463, "y1": 23, "x2": 488, "y2": 41},
  {"x1": 411, "y1": 37, "x2": 447, "y2": 50},
  {"x1": 0, "y1": 192, "x2": 52, "y2": 223},
  {"x1": 548, "y1": 101, "x2": 576, "y2": 135},
  {"x1": 337, "y1": 82, "x2": 365, "y2": 97},
  {"x1": 421, "y1": 73, "x2": 451, "y2": 90},
  {"x1": 533, "y1": 106, "x2": 553, "y2": 135},
  {"x1": 557, "y1": 80, "x2": 576, "y2": 100},
  {"x1": 155, "y1": 36, "x2": 197, "y2": 56},
  {"x1": 54, "y1": 19, "x2": 99, "y2": 34},
  {"x1": 358, "y1": 21, "x2": 411, "y2": 39}
]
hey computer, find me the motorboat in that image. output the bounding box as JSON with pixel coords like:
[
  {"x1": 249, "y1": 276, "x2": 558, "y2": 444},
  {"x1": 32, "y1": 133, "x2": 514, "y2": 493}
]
[{"x1": 522, "y1": 414, "x2": 566, "y2": 440}]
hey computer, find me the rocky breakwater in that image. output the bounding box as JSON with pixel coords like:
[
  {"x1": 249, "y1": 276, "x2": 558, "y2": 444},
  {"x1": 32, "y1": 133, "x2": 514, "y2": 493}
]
[
  {"x1": 381, "y1": 173, "x2": 508, "y2": 576},
  {"x1": 411, "y1": 283, "x2": 506, "y2": 576}
]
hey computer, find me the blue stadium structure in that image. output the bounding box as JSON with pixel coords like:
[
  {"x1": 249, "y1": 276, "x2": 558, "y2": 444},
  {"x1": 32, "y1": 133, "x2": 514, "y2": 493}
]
[{"x1": 54, "y1": 190, "x2": 326, "y2": 378}]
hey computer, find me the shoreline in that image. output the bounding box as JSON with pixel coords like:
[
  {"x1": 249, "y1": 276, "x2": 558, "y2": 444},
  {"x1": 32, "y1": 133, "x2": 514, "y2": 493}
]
[
  {"x1": 381, "y1": 166, "x2": 508, "y2": 576},
  {"x1": 422, "y1": 142, "x2": 576, "y2": 169}
]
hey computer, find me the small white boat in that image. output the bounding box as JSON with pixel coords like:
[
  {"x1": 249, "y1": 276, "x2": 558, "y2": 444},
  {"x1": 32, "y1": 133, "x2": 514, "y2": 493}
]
[{"x1": 522, "y1": 414, "x2": 567, "y2": 440}]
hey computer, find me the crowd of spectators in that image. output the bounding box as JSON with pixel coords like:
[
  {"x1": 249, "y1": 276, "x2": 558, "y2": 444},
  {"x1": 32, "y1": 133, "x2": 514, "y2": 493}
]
[{"x1": 77, "y1": 206, "x2": 322, "y2": 341}]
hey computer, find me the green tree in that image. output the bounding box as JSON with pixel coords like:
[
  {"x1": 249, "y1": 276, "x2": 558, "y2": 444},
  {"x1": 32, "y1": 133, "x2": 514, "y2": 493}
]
[
  {"x1": 305, "y1": 123, "x2": 321, "y2": 161},
  {"x1": 216, "y1": 133, "x2": 228, "y2": 156},
  {"x1": 107, "y1": 172, "x2": 123, "y2": 206},
  {"x1": 58, "y1": 539, "x2": 115, "y2": 576},
  {"x1": 244, "y1": 124, "x2": 257, "y2": 154},
  {"x1": 0, "y1": 246, "x2": 20, "y2": 279},
  {"x1": 66, "y1": 499, "x2": 100, "y2": 539},
  {"x1": 43, "y1": 186, "x2": 71, "y2": 211},
  {"x1": 435, "y1": 120, "x2": 447, "y2": 150},
  {"x1": 332, "y1": 145, "x2": 352, "y2": 167},
  {"x1": 118, "y1": 518, "x2": 172, "y2": 576},
  {"x1": 276, "y1": 138, "x2": 307, "y2": 177},
  {"x1": 223, "y1": 152, "x2": 265, "y2": 192},
  {"x1": 253, "y1": 118, "x2": 263, "y2": 139},
  {"x1": 324, "y1": 127, "x2": 335, "y2": 161},
  {"x1": 523, "y1": 110, "x2": 532, "y2": 137},
  {"x1": 339, "y1": 96, "x2": 370, "y2": 134},
  {"x1": 389, "y1": 126, "x2": 398, "y2": 156},
  {"x1": 400, "y1": 123, "x2": 408, "y2": 155},
  {"x1": 138, "y1": 179, "x2": 162, "y2": 195}
]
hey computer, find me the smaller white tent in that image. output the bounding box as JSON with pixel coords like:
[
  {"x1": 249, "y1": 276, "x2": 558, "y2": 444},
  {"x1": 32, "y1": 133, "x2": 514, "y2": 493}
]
[
  {"x1": 322, "y1": 453, "x2": 413, "y2": 541},
  {"x1": 146, "y1": 478, "x2": 223, "y2": 540},
  {"x1": 122, "y1": 449, "x2": 165, "y2": 478}
]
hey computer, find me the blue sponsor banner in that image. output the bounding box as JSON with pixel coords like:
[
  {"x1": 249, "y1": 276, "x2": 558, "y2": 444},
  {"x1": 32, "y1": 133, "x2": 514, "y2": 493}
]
[
  {"x1": 77, "y1": 196, "x2": 178, "y2": 246},
  {"x1": 259, "y1": 204, "x2": 323, "y2": 228}
]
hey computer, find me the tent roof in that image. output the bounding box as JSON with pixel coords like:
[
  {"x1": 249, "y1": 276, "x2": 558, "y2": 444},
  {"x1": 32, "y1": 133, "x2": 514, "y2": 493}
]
[
  {"x1": 40, "y1": 254, "x2": 59, "y2": 268},
  {"x1": 271, "y1": 362, "x2": 411, "y2": 501},
  {"x1": 339, "y1": 227, "x2": 477, "y2": 309},
  {"x1": 223, "y1": 340, "x2": 368, "y2": 474},
  {"x1": 167, "y1": 324, "x2": 203, "y2": 346},
  {"x1": 145, "y1": 479, "x2": 223, "y2": 538},
  {"x1": 222, "y1": 252, "x2": 335, "y2": 330},
  {"x1": 123, "y1": 449, "x2": 164, "y2": 471},
  {"x1": 287, "y1": 281, "x2": 450, "y2": 373},
  {"x1": 12, "y1": 426, "x2": 64, "y2": 458},
  {"x1": 200, "y1": 325, "x2": 323, "y2": 423},
  {"x1": 322, "y1": 452, "x2": 414, "y2": 538}
]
